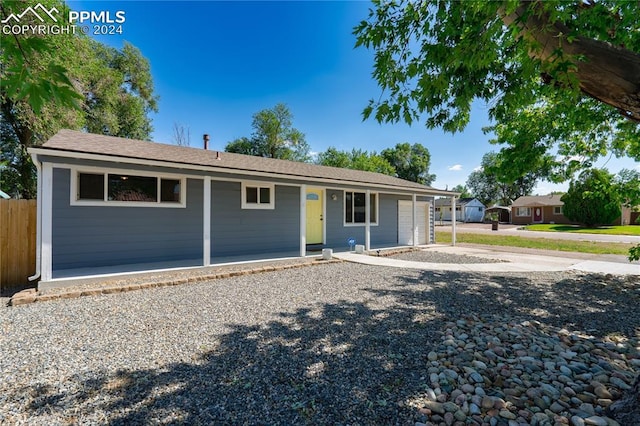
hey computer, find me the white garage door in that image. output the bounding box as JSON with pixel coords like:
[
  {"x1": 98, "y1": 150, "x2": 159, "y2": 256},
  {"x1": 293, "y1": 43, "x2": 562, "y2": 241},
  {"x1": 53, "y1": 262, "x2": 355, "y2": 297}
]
[{"x1": 398, "y1": 201, "x2": 429, "y2": 245}]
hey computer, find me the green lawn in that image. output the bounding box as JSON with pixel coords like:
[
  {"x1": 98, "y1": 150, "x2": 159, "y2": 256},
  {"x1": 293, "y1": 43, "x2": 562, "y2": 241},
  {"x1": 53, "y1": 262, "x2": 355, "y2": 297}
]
[
  {"x1": 524, "y1": 224, "x2": 640, "y2": 236},
  {"x1": 435, "y1": 231, "x2": 634, "y2": 256}
]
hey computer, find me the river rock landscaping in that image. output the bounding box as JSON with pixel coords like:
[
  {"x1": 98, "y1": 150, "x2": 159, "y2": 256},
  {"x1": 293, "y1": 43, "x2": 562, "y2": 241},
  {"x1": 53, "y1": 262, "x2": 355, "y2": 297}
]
[{"x1": 1, "y1": 262, "x2": 638, "y2": 425}]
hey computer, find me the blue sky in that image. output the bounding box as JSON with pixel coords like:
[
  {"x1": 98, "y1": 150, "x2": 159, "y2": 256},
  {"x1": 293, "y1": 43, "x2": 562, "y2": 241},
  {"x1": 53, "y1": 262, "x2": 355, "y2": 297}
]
[{"x1": 68, "y1": 0, "x2": 637, "y2": 193}]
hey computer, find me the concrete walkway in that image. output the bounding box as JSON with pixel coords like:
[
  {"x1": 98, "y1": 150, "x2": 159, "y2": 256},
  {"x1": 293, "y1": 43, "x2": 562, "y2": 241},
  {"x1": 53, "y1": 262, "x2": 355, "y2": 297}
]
[{"x1": 333, "y1": 246, "x2": 640, "y2": 275}]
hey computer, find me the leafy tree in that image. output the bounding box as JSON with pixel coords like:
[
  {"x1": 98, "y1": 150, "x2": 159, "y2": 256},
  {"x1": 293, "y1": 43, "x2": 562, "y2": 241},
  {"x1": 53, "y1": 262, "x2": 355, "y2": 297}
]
[
  {"x1": 316, "y1": 147, "x2": 352, "y2": 169},
  {"x1": 615, "y1": 169, "x2": 640, "y2": 209},
  {"x1": 355, "y1": 0, "x2": 640, "y2": 403},
  {"x1": 354, "y1": 1, "x2": 640, "y2": 182},
  {"x1": 225, "y1": 137, "x2": 260, "y2": 157},
  {"x1": 381, "y1": 142, "x2": 436, "y2": 185},
  {"x1": 561, "y1": 169, "x2": 621, "y2": 227},
  {"x1": 317, "y1": 147, "x2": 395, "y2": 175},
  {"x1": 1, "y1": 0, "x2": 158, "y2": 198},
  {"x1": 466, "y1": 152, "x2": 538, "y2": 206},
  {"x1": 451, "y1": 184, "x2": 471, "y2": 199},
  {"x1": 1, "y1": 0, "x2": 82, "y2": 116},
  {"x1": 466, "y1": 169, "x2": 498, "y2": 207},
  {"x1": 225, "y1": 104, "x2": 310, "y2": 162}
]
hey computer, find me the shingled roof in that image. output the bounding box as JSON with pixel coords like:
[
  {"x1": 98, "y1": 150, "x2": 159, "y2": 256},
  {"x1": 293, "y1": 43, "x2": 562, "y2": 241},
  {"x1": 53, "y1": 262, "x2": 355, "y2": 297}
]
[
  {"x1": 512, "y1": 195, "x2": 564, "y2": 207},
  {"x1": 34, "y1": 130, "x2": 452, "y2": 195}
]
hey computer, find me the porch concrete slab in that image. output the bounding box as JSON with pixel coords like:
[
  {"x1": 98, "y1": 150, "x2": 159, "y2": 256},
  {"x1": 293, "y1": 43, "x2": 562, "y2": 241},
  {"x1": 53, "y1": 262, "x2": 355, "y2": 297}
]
[
  {"x1": 333, "y1": 246, "x2": 640, "y2": 275},
  {"x1": 42, "y1": 251, "x2": 311, "y2": 291}
]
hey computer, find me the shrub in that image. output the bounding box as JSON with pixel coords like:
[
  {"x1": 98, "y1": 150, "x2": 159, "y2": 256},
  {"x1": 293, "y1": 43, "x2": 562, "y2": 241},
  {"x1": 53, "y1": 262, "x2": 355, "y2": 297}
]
[{"x1": 561, "y1": 169, "x2": 621, "y2": 227}]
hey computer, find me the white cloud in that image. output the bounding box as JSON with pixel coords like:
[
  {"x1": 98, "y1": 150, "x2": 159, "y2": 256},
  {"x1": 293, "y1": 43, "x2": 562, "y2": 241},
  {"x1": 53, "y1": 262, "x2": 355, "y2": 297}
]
[
  {"x1": 447, "y1": 164, "x2": 463, "y2": 171},
  {"x1": 473, "y1": 166, "x2": 483, "y2": 172}
]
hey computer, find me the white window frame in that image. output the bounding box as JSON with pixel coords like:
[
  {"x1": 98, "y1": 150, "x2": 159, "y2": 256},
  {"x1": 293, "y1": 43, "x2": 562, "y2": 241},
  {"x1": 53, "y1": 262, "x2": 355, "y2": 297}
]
[
  {"x1": 553, "y1": 206, "x2": 563, "y2": 215},
  {"x1": 516, "y1": 207, "x2": 531, "y2": 217},
  {"x1": 343, "y1": 190, "x2": 379, "y2": 227},
  {"x1": 70, "y1": 166, "x2": 187, "y2": 208},
  {"x1": 241, "y1": 181, "x2": 275, "y2": 210}
]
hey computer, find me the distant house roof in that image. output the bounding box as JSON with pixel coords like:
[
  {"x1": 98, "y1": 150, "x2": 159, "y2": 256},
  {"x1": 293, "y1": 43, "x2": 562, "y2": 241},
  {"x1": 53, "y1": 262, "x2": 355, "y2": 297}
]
[
  {"x1": 486, "y1": 205, "x2": 511, "y2": 212},
  {"x1": 31, "y1": 130, "x2": 455, "y2": 195},
  {"x1": 512, "y1": 195, "x2": 564, "y2": 207},
  {"x1": 434, "y1": 197, "x2": 483, "y2": 207}
]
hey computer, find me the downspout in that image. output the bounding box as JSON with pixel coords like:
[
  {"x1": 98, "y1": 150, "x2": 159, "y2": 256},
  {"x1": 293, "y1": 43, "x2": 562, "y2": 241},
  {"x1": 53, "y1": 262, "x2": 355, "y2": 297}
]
[
  {"x1": 28, "y1": 153, "x2": 42, "y2": 281},
  {"x1": 451, "y1": 196, "x2": 457, "y2": 246}
]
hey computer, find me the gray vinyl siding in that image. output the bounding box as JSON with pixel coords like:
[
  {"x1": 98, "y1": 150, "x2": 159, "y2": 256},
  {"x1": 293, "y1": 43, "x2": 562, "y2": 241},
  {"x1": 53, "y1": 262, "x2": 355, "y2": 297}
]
[
  {"x1": 211, "y1": 181, "x2": 300, "y2": 257},
  {"x1": 428, "y1": 197, "x2": 435, "y2": 243},
  {"x1": 51, "y1": 168, "x2": 203, "y2": 271},
  {"x1": 325, "y1": 190, "x2": 408, "y2": 249},
  {"x1": 370, "y1": 194, "x2": 404, "y2": 247}
]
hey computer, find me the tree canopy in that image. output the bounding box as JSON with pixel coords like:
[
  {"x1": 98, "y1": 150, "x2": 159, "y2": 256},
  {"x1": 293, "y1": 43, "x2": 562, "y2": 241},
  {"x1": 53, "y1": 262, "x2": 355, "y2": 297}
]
[
  {"x1": 451, "y1": 184, "x2": 471, "y2": 199},
  {"x1": 381, "y1": 142, "x2": 436, "y2": 185},
  {"x1": 317, "y1": 142, "x2": 437, "y2": 185},
  {"x1": 614, "y1": 168, "x2": 640, "y2": 209},
  {"x1": 466, "y1": 152, "x2": 539, "y2": 206},
  {"x1": 225, "y1": 104, "x2": 310, "y2": 162},
  {"x1": 354, "y1": 1, "x2": 640, "y2": 181},
  {"x1": 1, "y1": 0, "x2": 158, "y2": 198},
  {"x1": 561, "y1": 168, "x2": 621, "y2": 227},
  {"x1": 316, "y1": 147, "x2": 395, "y2": 175}
]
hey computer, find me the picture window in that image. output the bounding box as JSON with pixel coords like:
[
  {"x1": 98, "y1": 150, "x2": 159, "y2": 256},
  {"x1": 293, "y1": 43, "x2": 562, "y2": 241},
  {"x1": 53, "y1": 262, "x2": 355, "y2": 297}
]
[
  {"x1": 344, "y1": 191, "x2": 377, "y2": 225},
  {"x1": 74, "y1": 170, "x2": 184, "y2": 207}
]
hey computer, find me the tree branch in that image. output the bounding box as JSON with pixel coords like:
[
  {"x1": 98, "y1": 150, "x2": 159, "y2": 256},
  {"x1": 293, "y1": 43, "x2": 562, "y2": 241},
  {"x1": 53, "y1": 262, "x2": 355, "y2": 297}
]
[{"x1": 501, "y1": 1, "x2": 640, "y2": 123}]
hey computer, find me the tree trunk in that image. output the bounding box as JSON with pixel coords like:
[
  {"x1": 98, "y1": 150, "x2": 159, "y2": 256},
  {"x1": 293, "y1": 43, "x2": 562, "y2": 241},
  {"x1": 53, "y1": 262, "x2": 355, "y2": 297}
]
[
  {"x1": 501, "y1": 1, "x2": 640, "y2": 122},
  {"x1": 606, "y1": 374, "x2": 640, "y2": 424}
]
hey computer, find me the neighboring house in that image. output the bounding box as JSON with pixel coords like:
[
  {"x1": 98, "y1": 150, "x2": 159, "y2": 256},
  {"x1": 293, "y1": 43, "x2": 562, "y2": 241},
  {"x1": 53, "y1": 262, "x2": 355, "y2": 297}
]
[
  {"x1": 434, "y1": 197, "x2": 485, "y2": 222},
  {"x1": 511, "y1": 195, "x2": 574, "y2": 225},
  {"x1": 28, "y1": 130, "x2": 455, "y2": 287},
  {"x1": 614, "y1": 206, "x2": 633, "y2": 226},
  {"x1": 512, "y1": 195, "x2": 633, "y2": 225}
]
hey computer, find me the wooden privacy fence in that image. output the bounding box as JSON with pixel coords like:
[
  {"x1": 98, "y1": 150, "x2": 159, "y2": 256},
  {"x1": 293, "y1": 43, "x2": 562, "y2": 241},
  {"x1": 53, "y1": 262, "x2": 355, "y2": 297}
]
[{"x1": 0, "y1": 199, "x2": 37, "y2": 293}]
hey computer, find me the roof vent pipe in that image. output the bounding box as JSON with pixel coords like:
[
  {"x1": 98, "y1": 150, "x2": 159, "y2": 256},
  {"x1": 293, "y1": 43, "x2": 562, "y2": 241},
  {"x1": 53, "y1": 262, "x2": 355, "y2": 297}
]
[
  {"x1": 216, "y1": 151, "x2": 221, "y2": 160},
  {"x1": 203, "y1": 134, "x2": 210, "y2": 150}
]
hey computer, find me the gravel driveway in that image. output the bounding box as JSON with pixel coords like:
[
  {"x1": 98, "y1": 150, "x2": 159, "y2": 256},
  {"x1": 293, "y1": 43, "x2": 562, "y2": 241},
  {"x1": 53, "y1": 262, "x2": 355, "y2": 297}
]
[{"x1": 1, "y1": 262, "x2": 638, "y2": 425}]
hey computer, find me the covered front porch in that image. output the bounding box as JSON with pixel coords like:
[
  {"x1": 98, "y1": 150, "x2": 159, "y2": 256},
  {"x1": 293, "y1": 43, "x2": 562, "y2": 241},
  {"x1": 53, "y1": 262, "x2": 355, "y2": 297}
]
[{"x1": 40, "y1": 242, "x2": 418, "y2": 291}]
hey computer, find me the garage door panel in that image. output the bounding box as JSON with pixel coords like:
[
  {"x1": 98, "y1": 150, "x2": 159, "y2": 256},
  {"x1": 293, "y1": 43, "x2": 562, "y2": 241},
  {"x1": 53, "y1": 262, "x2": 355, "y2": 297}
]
[{"x1": 398, "y1": 201, "x2": 429, "y2": 245}]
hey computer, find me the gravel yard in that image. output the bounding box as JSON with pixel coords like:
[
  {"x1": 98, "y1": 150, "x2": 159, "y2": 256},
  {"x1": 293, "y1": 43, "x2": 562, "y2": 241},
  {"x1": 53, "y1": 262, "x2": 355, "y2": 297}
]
[{"x1": 1, "y1": 262, "x2": 638, "y2": 425}]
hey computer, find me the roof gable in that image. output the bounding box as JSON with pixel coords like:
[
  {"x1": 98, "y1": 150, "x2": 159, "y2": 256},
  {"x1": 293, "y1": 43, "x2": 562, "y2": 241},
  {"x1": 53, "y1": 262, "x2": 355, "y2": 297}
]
[{"x1": 34, "y1": 130, "x2": 452, "y2": 194}]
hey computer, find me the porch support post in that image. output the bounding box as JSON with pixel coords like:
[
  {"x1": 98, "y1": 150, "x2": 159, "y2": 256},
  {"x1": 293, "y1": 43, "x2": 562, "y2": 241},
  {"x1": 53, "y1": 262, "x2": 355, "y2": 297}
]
[
  {"x1": 365, "y1": 189, "x2": 371, "y2": 251},
  {"x1": 451, "y1": 196, "x2": 457, "y2": 246},
  {"x1": 41, "y1": 163, "x2": 53, "y2": 281},
  {"x1": 203, "y1": 177, "x2": 211, "y2": 266},
  {"x1": 412, "y1": 193, "x2": 418, "y2": 246},
  {"x1": 300, "y1": 185, "x2": 307, "y2": 257}
]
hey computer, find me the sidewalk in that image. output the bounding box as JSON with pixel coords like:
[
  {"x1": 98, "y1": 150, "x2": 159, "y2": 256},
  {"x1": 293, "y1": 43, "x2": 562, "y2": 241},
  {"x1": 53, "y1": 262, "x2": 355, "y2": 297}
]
[{"x1": 334, "y1": 245, "x2": 640, "y2": 275}]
